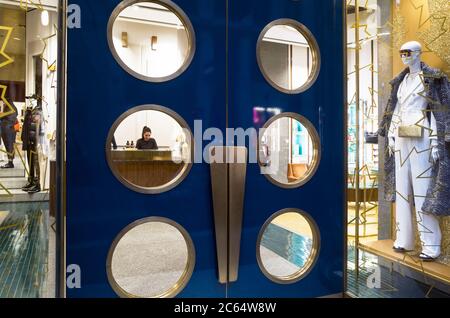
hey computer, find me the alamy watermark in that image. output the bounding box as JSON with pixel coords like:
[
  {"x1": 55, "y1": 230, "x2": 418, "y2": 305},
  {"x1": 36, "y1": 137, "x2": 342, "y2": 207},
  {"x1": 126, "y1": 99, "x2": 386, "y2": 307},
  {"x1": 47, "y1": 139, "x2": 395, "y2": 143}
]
[
  {"x1": 366, "y1": 266, "x2": 381, "y2": 289},
  {"x1": 67, "y1": 264, "x2": 81, "y2": 289},
  {"x1": 68, "y1": 4, "x2": 81, "y2": 29},
  {"x1": 162, "y1": 120, "x2": 296, "y2": 179}
]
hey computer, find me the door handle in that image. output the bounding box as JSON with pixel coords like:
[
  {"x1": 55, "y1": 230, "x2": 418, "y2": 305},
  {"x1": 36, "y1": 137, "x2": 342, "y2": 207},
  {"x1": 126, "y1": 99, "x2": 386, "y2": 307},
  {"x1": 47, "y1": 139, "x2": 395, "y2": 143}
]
[{"x1": 209, "y1": 146, "x2": 247, "y2": 284}]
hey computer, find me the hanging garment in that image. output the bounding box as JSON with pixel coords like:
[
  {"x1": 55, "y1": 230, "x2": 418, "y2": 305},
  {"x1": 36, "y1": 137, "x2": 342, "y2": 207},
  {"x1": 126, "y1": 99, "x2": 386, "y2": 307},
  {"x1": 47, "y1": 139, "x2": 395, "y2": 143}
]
[{"x1": 21, "y1": 108, "x2": 33, "y2": 151}]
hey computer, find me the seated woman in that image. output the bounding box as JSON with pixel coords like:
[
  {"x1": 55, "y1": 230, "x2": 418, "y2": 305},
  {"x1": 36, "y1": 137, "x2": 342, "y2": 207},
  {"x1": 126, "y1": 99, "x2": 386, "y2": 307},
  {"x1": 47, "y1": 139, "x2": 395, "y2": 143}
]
[{"x1": 136, "y1": 126, "x2": 158, "y2": 150}]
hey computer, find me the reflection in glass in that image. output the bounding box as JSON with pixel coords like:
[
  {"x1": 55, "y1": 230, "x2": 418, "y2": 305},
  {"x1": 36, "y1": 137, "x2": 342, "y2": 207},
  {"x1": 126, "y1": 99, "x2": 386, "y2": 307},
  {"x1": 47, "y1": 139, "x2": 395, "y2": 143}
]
[
  {"x1": 260, "y1": 116, "x2": 317, "y2": 186},
  {"x1": 108, "y1": 109, "x2": 191, "y2": 190},
  {"x1": 110, "y1": 221, "x2": 188, "y2": 298},
  {"x1": 258, "y1": 24, "x2": 315, "y2": 92},
  {"x1": 259, "y1": 212, "x2": 315, "y2": 279},
  {"x1": 110, "y1": 1, "x2": 191, "y2": 80}
]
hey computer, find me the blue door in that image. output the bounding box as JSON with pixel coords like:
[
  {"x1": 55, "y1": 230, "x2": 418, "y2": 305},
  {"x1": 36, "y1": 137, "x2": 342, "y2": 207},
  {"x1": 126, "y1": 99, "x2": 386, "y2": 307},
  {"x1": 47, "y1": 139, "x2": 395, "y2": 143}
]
[
  {"x1": 66, "y1": 0, "x2": 344, "y2": 298},
  {"x1": 227, "y1": 0, "x2": 345, "y2": 297},
  {"x1": 66, "y1": 0, "x2": 227, "y2": 297}
]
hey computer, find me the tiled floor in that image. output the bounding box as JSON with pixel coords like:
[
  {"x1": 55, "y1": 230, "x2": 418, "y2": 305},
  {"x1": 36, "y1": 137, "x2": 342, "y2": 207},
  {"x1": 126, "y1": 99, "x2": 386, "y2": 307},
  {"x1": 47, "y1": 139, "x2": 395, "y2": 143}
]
[
  {"x1": 0, "y1": 202, "x2": 51, "y2": 298},
  {"x1": 261, "y1": 223, "x2": 312, "y2": 268}
]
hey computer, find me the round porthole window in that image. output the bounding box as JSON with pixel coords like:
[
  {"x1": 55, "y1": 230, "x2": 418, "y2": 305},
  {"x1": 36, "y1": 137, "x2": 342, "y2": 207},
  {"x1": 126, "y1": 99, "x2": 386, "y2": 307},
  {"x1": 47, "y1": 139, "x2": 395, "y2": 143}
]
[
  {"x1": 106, "y1": 105, "x2": 193, "y2": 194},
  {"x1": 256, "y1": 19, "x2": 320, "y2": 94},
  {"x1": 107, "y1": 0, "x2": 196, "y2": 82},
  {"x1": 257, "y1": 209, "x2": 320, "y2": 284},
  {"x1": 259, "y1": 113, "x2": 320, "y2": 188},
  {"x1": 106, "y1": 217, "x2": 195, "y2": 298}
]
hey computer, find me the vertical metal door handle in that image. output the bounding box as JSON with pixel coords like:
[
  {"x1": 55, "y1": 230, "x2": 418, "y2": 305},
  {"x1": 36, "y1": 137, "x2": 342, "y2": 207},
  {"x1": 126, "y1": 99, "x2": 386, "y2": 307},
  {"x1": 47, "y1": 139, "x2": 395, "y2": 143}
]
[{"x1": 210, "y1": 146, "x2": 247, "y2": 284}]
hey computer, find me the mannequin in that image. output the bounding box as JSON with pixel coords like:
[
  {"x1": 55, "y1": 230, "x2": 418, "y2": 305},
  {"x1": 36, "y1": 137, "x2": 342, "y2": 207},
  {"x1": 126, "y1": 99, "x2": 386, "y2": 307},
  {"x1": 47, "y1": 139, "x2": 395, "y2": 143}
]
[
  {"x1": 386, "y1": 41, "x2": 442, "y2": 261},
  {"x1": 21, "y1": 98, "x2": 43, "y2": 194}
]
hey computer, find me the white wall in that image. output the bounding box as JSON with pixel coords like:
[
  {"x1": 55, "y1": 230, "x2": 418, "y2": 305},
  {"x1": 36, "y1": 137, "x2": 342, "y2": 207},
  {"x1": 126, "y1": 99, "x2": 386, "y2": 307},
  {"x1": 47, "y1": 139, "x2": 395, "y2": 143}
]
[
  {"x1": 261, "y1": 117, "x2": 314, "y2": 183},
  {"x1": 26, "y1": 9, "x2": 58, "y2": 140},
  {"x1": 261, "y1": 117, "x2": 289, "y2": 183},
  {"x1": 112, "y1": 19, "x2": 188, "y2": 78},
  {"x1": 25, "y1": 8, "x2": 58, "y2": 189},
  {"x1": 114, "y1": 110, "x2": 185, "y2": 148},
  {"x1": 292, "y1": 45, "x2": 311, "y2": 89}
]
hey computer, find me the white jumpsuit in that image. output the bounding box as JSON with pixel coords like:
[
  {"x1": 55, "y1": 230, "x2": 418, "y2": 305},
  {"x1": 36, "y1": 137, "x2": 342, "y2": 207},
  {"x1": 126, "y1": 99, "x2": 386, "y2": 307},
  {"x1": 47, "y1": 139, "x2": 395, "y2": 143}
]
[{"x1": 389, "y1": 72, "x2": 442, "y2": 258}]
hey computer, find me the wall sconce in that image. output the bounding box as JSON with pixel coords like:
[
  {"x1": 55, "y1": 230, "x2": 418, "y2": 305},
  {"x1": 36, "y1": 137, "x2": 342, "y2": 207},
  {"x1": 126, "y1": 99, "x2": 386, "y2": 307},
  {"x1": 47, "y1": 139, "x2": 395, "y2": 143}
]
[
  {"x1": 151, "y1": 36, "x2": 158, "y2": 51},
  {"x1": 121, "y1": 32, "x2": 128, "y2": 48}
]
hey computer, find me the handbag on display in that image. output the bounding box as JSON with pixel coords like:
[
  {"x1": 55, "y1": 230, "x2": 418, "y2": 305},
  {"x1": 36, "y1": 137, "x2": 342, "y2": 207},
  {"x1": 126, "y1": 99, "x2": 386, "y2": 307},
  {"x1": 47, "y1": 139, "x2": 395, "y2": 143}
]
[
  {"x1": 364, "y1": 132, "x2": 378, "y2": 144},
  {"x1": 398, "y1": 125, "x2": 424, "y2": 138}
]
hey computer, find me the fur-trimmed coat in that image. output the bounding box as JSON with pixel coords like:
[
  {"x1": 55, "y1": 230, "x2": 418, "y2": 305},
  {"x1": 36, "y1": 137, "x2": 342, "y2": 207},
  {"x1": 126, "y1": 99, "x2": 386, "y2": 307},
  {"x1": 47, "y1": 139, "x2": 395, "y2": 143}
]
[{"x1": 378, "y1": 62, "x2": 450, "y2": 216}]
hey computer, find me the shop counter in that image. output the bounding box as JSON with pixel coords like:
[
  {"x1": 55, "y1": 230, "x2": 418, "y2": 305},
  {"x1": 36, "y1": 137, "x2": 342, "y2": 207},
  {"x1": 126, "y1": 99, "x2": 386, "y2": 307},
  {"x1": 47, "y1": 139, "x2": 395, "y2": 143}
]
[{"x1": 110, "y1": 149, "x2": 184, "y2": 187}]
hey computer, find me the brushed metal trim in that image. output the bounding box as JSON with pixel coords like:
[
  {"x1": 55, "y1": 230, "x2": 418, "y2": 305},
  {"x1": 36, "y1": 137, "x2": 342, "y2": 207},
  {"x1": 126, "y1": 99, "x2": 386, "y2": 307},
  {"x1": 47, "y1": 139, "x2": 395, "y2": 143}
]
[
  {"x1": 256, "y1": 208, "x2": 321, "y2": 284},
  {"x1": 209, "y1": 146, "x2": 248, "y2": 284},
  {"x1": 258, "y1": 112, "x2": 321, "y2": 189},
  {"x1": 209, "y1": 147, "x2": 229, "y2": 284},
  {"x1": 106, "y1": 217, "x2": 196, "y2": 298},
  {"x1": 105, "y1": 104, "x2": 194, "y2": 194},
  {"x1": 256, "y1": 19, "x2": 321, "y2": 95},
  {"x1": 343, "y1": 0, "x2": 349, "y2": 296},
  {"x1": 107, "y1": 0, "x2": 196, "y2": 83},
  {"x1": 228, "y1": 147, "x2": 247, "y2": 283},
  {"x1": 56, "y1": 0, "x2": 67, "y2": 299}
]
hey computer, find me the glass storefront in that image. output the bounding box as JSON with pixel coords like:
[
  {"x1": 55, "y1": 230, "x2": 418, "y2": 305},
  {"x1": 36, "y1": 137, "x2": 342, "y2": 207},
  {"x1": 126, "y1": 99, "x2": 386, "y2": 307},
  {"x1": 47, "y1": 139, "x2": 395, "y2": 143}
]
[
  {"x1": 346, "y1": 0, "x2": 450, "y2": 297},
  {"x1": 0, "y1": 0, "x2": 448, "y2": 299},
  {"x1": 0, "y1": 0, "x2": 61, "y2": 298}
]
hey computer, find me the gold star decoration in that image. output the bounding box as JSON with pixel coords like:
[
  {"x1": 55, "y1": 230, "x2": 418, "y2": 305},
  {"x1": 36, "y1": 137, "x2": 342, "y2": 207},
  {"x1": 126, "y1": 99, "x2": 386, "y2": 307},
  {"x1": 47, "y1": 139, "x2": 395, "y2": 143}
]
[
  {"x1": 367, "y1": 86, "x2": 378, "y2": 113},
  {"x1": 0, "y1": 26, "x2": 14, "y2": 69},
  {"x1": 19, "y1": 0, "x2": 43, "y2": 11},
  {"x1": 0, "y1": 85, "x2": 16, "y2": 120},
  {"x1": 416, "y1": 0, "x2": 450, "y2": 70},
  {"x1": 348, "y1": 63, "x2": 377, "y2": 77},
  {"x1": 409, "y1": 0, "x2": 432, "y2": 28},
  {"x1": 38, "y1": 30, "x2": 57, "y2": 72},
  {"x1": 347, "y1": 1, "x2": 450, "y2": 279},
  {"x1": 348, "y1": 164, "x2": 379, "y2": 236}
]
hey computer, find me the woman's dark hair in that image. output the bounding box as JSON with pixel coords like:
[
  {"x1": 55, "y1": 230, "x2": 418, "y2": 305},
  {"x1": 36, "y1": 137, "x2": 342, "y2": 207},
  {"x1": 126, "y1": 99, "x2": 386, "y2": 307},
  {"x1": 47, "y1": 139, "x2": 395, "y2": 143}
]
[{"x1": 142, "y1": 126, "x2": 152, "y2": 138}]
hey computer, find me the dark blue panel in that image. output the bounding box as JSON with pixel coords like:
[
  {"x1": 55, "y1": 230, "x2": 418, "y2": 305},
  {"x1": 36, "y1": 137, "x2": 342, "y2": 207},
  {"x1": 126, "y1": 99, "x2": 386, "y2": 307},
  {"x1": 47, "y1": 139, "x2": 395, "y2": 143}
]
[
  {"x1": 228, "y1": 0, "x2": 345, "y2": 297},
  {"x1": 66, "y1": 0, "x2": 226, "y2": 298}
]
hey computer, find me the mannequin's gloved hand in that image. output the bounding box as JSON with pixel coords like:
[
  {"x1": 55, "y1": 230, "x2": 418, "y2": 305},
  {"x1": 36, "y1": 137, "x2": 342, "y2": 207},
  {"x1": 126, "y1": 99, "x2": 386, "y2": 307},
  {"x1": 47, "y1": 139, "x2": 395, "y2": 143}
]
[
  {"x1": 431, "y1": 139, "x2": 439, "y2": 163},
  {"x1": 388, "y1": 137, "x2": 395, "y2": 156}
]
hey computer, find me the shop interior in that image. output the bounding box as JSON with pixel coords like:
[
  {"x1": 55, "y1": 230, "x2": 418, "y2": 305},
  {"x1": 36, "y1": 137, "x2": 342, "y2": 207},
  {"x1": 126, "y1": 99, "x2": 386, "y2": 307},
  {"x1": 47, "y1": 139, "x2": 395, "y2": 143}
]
[
  {"x1": 111, "y1": 1, "x2": 190, "y2": 79},
  {"x1": 108, "y1": 109, "x2": 191, "y2": 189},
  {"x1": 0, "y1": 0, "x2": 58, "y2": 298},
  {"x1": 259, "y1": 24, "x2": 313, "y2": 91},
  {"x1": 1, "y1": 0, "x2": 448, "y2": 299},
  {"x1": 346, "y1": 0, "x2": 450, "y2": 297},
  {"x1": 260, "y1": 116, "x2": 315, "y2": 185}
]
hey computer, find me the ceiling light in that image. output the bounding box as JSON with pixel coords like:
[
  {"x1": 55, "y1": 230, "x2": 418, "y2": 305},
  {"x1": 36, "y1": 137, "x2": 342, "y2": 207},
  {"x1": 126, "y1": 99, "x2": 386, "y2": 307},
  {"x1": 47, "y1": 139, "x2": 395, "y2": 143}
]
[{"x1": 41, "y1": 10, "x2": 49, "y2": 26}]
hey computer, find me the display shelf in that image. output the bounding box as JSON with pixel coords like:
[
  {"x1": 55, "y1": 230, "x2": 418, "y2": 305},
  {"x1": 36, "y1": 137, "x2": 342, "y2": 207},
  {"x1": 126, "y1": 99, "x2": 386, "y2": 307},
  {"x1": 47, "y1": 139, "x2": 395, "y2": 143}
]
[{"x1": 359, "y1": 239, "x2": 450, "y2": 285}]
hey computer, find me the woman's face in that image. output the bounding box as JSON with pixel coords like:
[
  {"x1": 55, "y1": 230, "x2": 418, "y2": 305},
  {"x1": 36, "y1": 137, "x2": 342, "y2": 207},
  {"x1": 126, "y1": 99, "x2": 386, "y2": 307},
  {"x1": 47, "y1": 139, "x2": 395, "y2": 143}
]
[{"x1": 143, "y1": 132, "x2": 151, "y2": 141}]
